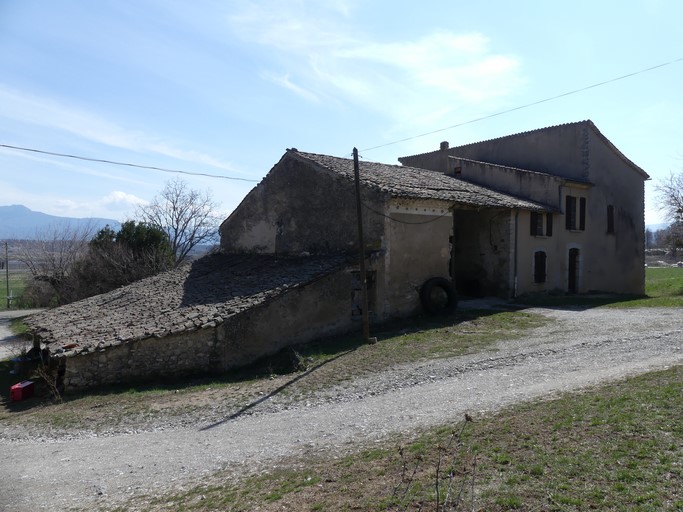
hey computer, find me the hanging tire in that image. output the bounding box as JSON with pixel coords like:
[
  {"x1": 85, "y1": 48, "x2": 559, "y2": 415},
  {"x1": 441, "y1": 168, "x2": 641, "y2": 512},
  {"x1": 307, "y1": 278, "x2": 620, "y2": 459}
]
[{"x1": 420, "y1": 277, "x2": 458, "y2": 315}]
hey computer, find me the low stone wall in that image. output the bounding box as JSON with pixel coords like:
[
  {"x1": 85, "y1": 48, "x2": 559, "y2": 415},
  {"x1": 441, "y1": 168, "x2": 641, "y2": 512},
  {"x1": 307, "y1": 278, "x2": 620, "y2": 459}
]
[
  {"x1": 62, "y1": 328, "x2": 216, "y2": 390},
  {"x1": 218, "y1": 267, "x2": 355, "y2": 370},
  {"x1": 59, "y1": 267, "x2": 355, "y2": 392}
]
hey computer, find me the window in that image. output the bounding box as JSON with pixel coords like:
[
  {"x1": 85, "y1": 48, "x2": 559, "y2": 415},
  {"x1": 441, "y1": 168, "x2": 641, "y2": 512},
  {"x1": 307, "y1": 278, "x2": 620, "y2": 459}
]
[
  {"x1": 530, "y1": 212, "x2": 553, "y2": 237},
  {"x1": 607, "y1": 205, "x2": 615, "y2": 234},
  {"x1": 534, "y1": 251, "x2": 547, "y2": 283},
  {"x1": 565, "y1": 195, "x2": 586, "y2": 231}
]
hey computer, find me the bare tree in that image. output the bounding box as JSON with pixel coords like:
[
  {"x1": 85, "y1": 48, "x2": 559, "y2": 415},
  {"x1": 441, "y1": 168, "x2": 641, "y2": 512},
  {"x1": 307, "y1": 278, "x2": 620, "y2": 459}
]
[
  {"x1": 655, "y1": 172, "x2": 683, "y2": 223},
  {"x1": 136, "y1": 178, "x2": 221, "y2": 265},
  {"x1": 17, "y1": 222, "x2": 96, "y2": 304},
  {"x1": 655, "y1": 172, "x2": 683, "y2": 257}
]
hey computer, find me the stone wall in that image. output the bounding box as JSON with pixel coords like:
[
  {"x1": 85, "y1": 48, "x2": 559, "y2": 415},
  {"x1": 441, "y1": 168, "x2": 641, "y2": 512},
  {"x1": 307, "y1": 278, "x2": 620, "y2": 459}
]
[
  {"x1": 220, "y1": 154, "x2": 386, "y2": 255},
  {"x1": 59, "y1": 267, "x2": 356, "y2": 392},
  {"x1": 383, "y1": 208, "x2": 453, "y2": 316},
  {"x1": 61, "y1": 328, "x2": 216, "y2": 391},
  {"x1": 217, "y1": 267, "x2": 355, "y2": 370}
]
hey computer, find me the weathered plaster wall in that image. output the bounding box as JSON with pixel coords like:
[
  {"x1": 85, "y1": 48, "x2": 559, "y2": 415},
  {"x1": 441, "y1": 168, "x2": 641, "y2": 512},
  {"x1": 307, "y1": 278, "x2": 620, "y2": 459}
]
[
  {"x1": 449, "y1": 124, "x2": 589, "y2": 181},
  {"x1": 220, "y1": 154, "x2": 385, "y2": 255},
  {"x1": 515, "y1": 132, "x2": 646, "y2": 296},
  {"x1": 383, "y1": 206, "x2": 453, "y2": 316},
  {"x1": 580, "y1": 133, "x2": 645, "y2": 294},
  {"x1": 515, "y1": 210, "x2": 565, "y2": 294},
  {"x1": 515, "y1": 171, "x2": 645, "y2": 295},
  {"x1": 397, "y1": 149, "x2": 449, "y2": 175},
  {"x1": 401, "y1": 124, "x2": 647, "y2": 296},
  {"x1": 218, "y1": 267, "x2": 356, "y2": 369},
  {"x1": 455, "y1": 159, "x2": 564, "y2": 208},
  {"x1": 452, "y1": 209, "x2": 513, "y2": 297}
]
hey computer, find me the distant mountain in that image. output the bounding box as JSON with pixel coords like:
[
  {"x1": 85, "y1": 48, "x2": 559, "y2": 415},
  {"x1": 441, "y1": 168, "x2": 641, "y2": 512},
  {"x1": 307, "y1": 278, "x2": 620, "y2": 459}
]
[{"x1": 0, "y1": 204, "x2": 121, "y2": 240}]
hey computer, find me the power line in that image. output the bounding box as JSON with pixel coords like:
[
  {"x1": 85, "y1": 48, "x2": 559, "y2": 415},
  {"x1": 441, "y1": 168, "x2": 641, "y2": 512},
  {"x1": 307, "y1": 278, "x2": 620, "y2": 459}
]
[
  {"x1": 359, "y1": 57, "x2": 683, "y2": 153},
  {"x1": 362, "y1": 202, "x2": 452, "y2": 224},
  {"x1": 0, "y1": 143, "x2": 261, "y2": 182}
]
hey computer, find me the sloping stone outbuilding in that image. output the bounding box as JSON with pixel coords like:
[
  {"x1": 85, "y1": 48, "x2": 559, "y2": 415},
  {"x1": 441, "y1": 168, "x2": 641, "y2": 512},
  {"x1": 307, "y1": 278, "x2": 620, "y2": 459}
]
[{"x1": 26, "y1": 253, "x2": 353, "y2": 390}]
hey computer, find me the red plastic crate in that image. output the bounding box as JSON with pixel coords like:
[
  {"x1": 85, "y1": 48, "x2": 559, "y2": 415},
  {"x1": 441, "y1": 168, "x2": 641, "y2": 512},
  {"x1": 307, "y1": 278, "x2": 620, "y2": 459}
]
[{"x1": 10, "y1": 380, "x2": 34, "y2": 402}]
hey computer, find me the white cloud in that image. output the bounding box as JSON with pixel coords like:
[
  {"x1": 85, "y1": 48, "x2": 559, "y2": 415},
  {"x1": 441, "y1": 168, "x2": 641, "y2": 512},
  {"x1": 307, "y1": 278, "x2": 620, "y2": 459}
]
[
  {"x1": 0, "y1": 85, "x2": 237, "y2": 172},
  {"x1": 52, "y1": 191, "x2": 146, "y2": 219},
  {"x1": 226, "y1": 2, "x2": 524, "y2": 130},
  {"x1": 259, "y1": 71, "x2": 321, "y2": 103},
  {"x1": 101, "y1": 191, "x2": 148, "y2": 210}
]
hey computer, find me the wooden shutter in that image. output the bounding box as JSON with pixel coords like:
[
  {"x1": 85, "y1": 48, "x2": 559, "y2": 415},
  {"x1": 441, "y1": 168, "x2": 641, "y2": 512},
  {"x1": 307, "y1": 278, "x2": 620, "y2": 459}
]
[
  {"x1": 579, "y1": 197, "x2": 586, "y2": 231},
  {"x1": 565, "y1": 196, "x2": 574, "y2": 230},
  {"x1": 534, "y1": 251, "x2": 547, "y2": 283}
]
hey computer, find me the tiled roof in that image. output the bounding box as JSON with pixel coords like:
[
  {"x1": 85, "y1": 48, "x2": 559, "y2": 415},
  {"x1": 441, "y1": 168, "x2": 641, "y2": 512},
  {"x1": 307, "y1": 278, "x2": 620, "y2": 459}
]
[
  {"x1": 26, "y1": 253, "x2": 348, "y2": 358},
  {"x1": 291, "y1": 151, "x2": 551, "y2": 212}
]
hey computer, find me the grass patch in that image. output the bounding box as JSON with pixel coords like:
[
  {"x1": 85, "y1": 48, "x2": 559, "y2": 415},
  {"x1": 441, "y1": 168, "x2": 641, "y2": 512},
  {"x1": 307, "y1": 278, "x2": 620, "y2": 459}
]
[
  {"x1": 0, "y1": 269, "x2": 30, "y2": 310},
  {"x1": 517, "y1": 266, "x2": 683, "y2": 308},
  {"x1": 121, "y1": 366, "x2": 683, "y2": 511},
  {"x1": 0, "y1": 309, "x2": 547, "y2": 436},
  {"x1": 8, "y1": 316, "x2": 30, "y2": 337}
]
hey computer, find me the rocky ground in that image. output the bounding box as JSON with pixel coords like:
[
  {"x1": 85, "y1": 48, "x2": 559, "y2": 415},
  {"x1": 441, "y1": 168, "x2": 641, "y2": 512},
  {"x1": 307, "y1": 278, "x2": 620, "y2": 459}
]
[{"x1": 0, "y1": 305, "x2": 682, "y2": 511}]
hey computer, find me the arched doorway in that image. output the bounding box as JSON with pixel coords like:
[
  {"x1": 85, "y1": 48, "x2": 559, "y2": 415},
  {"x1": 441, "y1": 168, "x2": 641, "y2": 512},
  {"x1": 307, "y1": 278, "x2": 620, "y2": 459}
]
[{"x1": 568, "y1": 248, "x2": 580, "y2": 294}]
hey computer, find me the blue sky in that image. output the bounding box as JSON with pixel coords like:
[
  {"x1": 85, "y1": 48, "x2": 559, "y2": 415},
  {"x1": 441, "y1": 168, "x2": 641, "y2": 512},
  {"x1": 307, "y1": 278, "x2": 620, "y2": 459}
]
[{"x1": 0, "y1": 0, "x2": 681, "y2": 226}]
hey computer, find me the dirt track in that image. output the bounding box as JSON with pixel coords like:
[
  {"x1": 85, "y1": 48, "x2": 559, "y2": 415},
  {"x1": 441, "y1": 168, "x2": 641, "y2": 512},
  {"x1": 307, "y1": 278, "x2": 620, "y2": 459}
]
[{"x1": 0, "y1": 306, "x2": 682, "y2": 511}]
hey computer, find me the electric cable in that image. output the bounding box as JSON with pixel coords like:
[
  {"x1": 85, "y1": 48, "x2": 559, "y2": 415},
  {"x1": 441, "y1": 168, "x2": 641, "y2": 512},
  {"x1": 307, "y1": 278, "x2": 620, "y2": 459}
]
[
  {"x1": 0, "y1": 143, "x2": 260, "y2": 182},
  {"x1": 357, "y1": 57, "x2": 683, "y2": 154}
]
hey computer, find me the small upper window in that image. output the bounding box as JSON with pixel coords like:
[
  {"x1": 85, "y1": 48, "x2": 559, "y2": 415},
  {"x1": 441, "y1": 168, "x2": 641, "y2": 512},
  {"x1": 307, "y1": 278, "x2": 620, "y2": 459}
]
[
  {"x1": 530, "y1": 212, "x2": 553, "y2": 237},
  {"x1": 565, "y1": 195, "x2": 586, "y2": 231}
]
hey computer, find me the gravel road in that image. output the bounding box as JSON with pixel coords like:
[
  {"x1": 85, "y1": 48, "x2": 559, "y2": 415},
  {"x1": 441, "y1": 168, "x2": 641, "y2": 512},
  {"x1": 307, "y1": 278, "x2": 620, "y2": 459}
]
[
  {"x1": 0, "y1": 309, "x2": 42, "y2": 360},
  {"x1": 0, "y1": 306, "x2": 682, "y2": 511}
]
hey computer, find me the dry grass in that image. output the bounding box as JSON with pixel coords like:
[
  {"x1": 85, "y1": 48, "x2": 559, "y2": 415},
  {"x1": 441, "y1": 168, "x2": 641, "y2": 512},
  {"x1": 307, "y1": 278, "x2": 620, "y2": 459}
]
[
  {"x1": 0, "y1": 309, "x2": 546, "y2": 435},
  {"x1": 125, "y1": 366, "x2": 683, "y2": 511}
]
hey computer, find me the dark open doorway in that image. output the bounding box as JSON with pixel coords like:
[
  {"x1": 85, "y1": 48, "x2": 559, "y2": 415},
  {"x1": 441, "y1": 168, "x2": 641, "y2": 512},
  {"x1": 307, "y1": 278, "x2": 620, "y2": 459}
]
[{"x1": 568, "y1": 248, "x2": 580, "y2": 293}]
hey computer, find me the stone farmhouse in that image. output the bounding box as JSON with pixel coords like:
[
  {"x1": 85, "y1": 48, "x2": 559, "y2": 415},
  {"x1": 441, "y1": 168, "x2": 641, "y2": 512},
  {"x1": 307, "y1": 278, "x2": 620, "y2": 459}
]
[
  {"x1": 26, "y1": 120, "x2": 648, "y2": 392},
  {"x1": 398, "y1": 120, "x2": 649, "y2": 296}
]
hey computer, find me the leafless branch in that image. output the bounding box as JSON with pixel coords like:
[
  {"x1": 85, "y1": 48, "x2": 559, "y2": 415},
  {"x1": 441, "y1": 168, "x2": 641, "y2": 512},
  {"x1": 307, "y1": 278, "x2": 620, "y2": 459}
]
[{"x1": 136, "y1": 178, "x2": 221, "y2": 265}]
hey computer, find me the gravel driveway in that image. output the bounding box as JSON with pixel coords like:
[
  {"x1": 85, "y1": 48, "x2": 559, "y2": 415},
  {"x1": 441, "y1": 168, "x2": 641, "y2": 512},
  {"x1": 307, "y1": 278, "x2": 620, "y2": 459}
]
[
  {"x1": 0, "y1": 306, "x2": 682, "y2": 511},
  {"x1": 0, "y1": 309, "x2": 42, "y2": 360}
]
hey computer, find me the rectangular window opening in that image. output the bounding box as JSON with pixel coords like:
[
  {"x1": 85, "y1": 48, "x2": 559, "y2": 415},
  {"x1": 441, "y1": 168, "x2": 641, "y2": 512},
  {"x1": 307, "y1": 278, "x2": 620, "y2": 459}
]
[
  {"x1": 534, "y1": 251, "x2": 547, "y2": 284},
  {"x1": 531, "y1": 212, "x2": 553, "y2": 237},
  {"x1": 565, "y1": 195, "x2": 586, "y2": 231}
]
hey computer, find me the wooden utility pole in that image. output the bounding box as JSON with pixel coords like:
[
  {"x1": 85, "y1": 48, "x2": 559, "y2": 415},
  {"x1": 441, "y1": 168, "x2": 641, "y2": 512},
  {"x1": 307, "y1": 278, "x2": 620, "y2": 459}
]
[
  {"x1": 4, "y1": 241, "x2": 9, "y2": 309},
  {"x1": 353, "y1": 148, "x2": 371, "y2": 343}
]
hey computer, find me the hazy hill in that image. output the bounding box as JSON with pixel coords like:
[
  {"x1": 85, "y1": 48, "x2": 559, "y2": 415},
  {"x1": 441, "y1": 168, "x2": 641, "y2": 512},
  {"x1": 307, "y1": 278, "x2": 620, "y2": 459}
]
[{"x1": 0, "y1": 204, "x2": 121, "y2": 240}]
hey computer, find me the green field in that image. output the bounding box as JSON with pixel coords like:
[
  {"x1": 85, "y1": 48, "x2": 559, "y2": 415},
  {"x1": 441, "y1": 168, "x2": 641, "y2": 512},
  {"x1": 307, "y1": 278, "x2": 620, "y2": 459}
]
[{"x1": 0, "y1": 269, "x2": 29, "y2": 310}]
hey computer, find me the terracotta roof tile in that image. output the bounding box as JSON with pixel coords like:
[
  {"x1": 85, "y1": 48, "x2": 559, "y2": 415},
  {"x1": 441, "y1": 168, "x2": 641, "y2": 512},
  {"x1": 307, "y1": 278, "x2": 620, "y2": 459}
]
[
  {"x1": 26, "y1": 253, "x2": 348, "y2": 357},
  {"x1": 291, "y1": 151, "x2": 550, "y2": 211}
]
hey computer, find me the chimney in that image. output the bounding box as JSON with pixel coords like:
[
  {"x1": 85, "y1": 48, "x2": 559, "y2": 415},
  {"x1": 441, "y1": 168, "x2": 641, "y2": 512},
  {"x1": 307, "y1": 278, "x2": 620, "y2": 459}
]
[{"x1": 440, "y1": 141, "x2": 450, "y2": 175}]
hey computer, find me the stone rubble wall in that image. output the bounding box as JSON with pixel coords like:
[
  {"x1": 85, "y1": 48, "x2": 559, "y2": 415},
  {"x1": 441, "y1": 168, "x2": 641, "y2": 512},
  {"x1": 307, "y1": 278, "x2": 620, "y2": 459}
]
[
  {"x1": 60, "y1": 267, "x2": 356, "y2": 392},
  {"x1": 62, "y1": 328, "x2": 216, "y2": 391}
]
